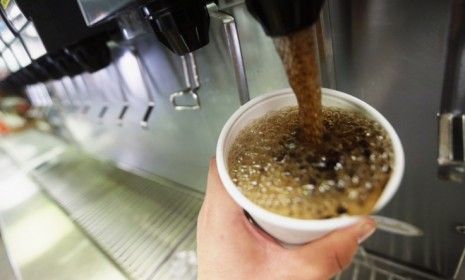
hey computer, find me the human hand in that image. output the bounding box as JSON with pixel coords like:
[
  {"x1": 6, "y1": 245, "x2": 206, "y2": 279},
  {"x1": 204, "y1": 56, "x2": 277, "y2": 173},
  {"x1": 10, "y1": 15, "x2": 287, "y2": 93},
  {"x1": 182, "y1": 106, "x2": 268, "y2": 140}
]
[{"x1": 197, "y1": 158, "x2": 376, "y2": 280}]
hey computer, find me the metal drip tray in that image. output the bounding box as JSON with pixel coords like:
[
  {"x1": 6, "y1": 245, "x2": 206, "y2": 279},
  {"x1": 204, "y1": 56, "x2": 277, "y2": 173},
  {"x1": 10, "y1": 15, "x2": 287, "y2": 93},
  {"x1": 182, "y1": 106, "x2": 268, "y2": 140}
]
[{"x1": 30, "y1": 149, "x2": 202, "y2": 280}]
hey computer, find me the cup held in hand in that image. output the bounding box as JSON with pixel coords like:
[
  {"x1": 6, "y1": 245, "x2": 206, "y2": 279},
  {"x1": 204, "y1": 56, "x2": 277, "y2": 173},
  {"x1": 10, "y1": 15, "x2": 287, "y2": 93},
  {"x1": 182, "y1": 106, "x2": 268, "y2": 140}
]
[{"x1": 216, "y1": 88, "x2": 405, "y2": 245}]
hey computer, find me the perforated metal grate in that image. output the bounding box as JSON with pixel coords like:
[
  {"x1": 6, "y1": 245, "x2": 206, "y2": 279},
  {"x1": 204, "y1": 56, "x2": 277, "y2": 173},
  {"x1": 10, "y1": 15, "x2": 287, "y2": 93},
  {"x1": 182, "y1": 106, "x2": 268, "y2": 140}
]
[
  {"x1": 336, "y1": 255, "x2": 411, "y2": 280},
  {"x1": 31, "y1": 150, "x2": 202, "y2": 280}
]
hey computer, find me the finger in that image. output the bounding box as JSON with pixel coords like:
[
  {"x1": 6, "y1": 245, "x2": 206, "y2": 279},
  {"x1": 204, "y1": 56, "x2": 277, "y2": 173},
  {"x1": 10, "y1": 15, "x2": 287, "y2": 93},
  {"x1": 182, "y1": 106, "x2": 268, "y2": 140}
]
[
  {"x1": 243, "y1": 211, "x2": 283, "y2": 246},
  {"x1": 202, "y1": 157, "x2": 242, "y2": 216},
  {"x1": 199, "y1": 158, "x2": 266, "y2": 245},
  {"x1": 294, "y1": 218, "x2": 376, "y2": 279}
]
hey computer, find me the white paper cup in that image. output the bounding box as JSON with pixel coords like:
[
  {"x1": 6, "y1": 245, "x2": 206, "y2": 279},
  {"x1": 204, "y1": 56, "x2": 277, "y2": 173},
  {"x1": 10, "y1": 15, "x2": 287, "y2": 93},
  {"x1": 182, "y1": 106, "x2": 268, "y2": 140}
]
[{"x1": 216, "y1": 88, "x2": 405, "y2": 245}]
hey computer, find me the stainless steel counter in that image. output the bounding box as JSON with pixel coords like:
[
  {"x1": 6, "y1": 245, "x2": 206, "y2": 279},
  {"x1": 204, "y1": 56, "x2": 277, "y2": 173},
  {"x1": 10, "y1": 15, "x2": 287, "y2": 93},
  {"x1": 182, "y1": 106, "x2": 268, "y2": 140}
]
[
  {"x1": 31, "y1": 150, "x2": 202, "y2": 279},
  {"x1": 0, "y1": 138, "x2": 126, "y2": 280},
  {"x1": 0, "y1": 232, "x2": 16, "y2": 280},
  {"x1": 0, "y1": 129, "x2": 201, "y2": 280}
]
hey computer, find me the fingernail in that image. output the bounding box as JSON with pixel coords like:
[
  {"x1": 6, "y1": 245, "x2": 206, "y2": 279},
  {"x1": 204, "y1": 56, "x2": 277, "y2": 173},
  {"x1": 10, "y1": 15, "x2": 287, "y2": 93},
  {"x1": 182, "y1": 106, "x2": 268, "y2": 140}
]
[{"x1": 357, "y1": 219, "x2": 376, "y2": 244}]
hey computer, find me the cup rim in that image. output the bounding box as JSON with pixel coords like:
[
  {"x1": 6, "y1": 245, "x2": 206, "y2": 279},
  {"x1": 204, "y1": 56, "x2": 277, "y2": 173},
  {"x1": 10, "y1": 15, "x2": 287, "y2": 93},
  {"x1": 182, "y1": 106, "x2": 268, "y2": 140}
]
[{"x1": 216, "y1": 88, "x2": 405, "y2": 231}]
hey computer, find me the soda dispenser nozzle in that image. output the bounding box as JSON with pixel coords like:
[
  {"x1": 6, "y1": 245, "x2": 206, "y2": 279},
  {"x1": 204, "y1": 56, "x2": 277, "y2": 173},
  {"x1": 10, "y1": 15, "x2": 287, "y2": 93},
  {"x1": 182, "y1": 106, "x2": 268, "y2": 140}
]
[
  {"x1": 142, "y1": 0, "x2": 210, "y2": 55},
  {"x1": 245, "y1": 0, "x2": 324, "y2": 37}
]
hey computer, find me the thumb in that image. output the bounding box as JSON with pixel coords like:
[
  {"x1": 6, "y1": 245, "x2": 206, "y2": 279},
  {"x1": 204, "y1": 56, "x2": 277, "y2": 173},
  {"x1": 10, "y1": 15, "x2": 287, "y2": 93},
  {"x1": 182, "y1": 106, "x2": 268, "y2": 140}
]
[{"x1": 294, "y1": 218, "x2": 376, "y2": 279}]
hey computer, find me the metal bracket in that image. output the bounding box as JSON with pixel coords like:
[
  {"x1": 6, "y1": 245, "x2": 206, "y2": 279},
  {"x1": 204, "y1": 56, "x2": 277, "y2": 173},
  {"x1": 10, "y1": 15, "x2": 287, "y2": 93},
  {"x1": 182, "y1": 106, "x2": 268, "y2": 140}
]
[
  {"x1": 110, "y1": 63, "x2": 131, "y2": 125},
  {"x1": 141, "y1": 104, "x2": 154, "y2": 129},
  {"x1": 217, "y1": 0, "x2": 245, "y2": 10},
  {"x1": 117, "y1": 105, "x2": 129, "y2": 126},
  {"x1": 315, "y1": 1, "x2": 337, "y2": 89},
  {"x1": 170, "y1": 90, "x2": 200, "y2": 110},
  {"x1": 170, "y1": 53, "x2": 201, "y2": 110},
  {"x1": 58, "y1": 79, "x2": 76, "y2": 109},
  {"x1": 26, "y1": 84, "x2": 54, "y2": 109},
  {"x1": 209, "y1": 5, "x2": 250, "y2": 105},
  {"x1": 73, "y1": 75, "x2": 93, "y2": 114},
  {"x1": 98, "y1": 105, "x2": 108, "y2": 122},
  {"x1": 81, "y1": 72, "x2": 110, "y2": 122},
  {"x1": 438, "y1": 113, "x2": 465, "y2": 182},
  {"x1": 129, "y1": 47, "x2": 157, "y2": 128},
  {"x1": 54, "y1": 79, "x2": 78, "y2": 111},
  {"x1": 49, "y1": 59, "x2": 81, "y2": 110}
]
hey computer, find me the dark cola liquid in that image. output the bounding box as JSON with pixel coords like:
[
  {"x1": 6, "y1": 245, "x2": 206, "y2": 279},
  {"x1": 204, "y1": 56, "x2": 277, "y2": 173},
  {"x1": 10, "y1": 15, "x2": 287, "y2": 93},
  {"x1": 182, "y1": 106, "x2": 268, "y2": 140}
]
[
  {"x1": 228, "y1": 107, "x2": 394, "y2": 219},
  {"x1": 274, "y1": 26, "x2": 323, "y2": 146}
]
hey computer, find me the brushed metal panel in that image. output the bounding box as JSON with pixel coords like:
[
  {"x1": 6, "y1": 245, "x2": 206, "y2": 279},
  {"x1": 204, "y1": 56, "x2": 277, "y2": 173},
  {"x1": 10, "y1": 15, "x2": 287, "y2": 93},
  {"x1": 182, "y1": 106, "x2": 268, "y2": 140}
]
[
  {"x1": 57, "y1": 4, "x2": 288, "y2": 192},
  {"x1": 327, "y1": 0, "x2": 465, "y2": 278}
]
